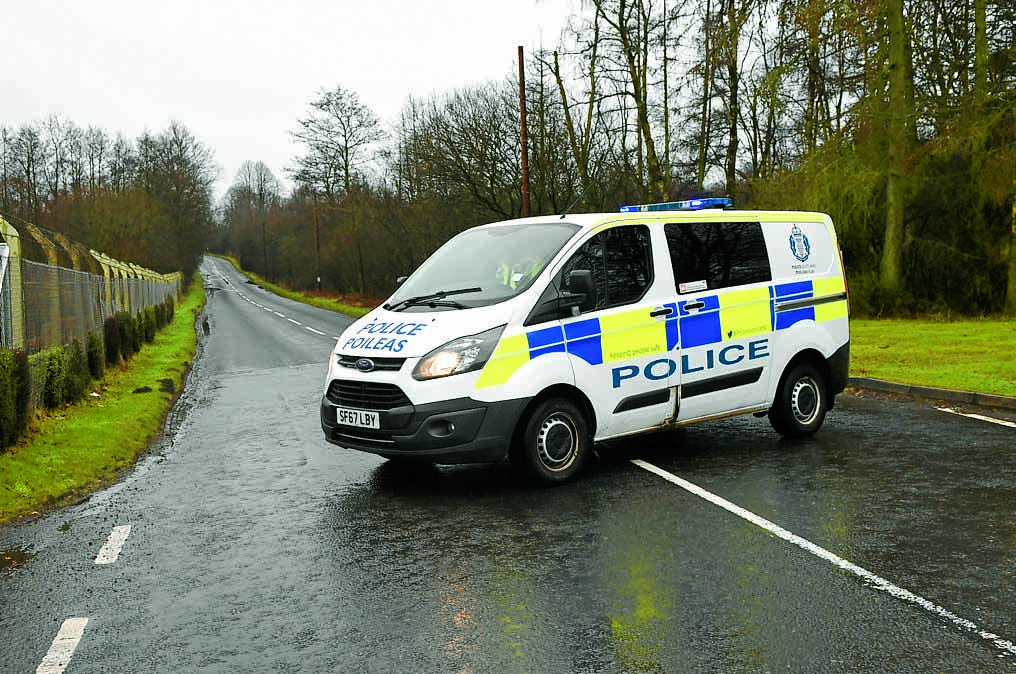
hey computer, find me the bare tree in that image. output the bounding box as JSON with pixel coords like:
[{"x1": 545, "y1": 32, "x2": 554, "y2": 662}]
[{"x1": 290, "y1": 86, "x2": 384, "y2": 198}]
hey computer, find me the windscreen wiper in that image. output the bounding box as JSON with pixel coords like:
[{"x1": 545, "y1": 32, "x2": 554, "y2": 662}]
[{"x1": 385, "y1": 287, "x2": 483, "y2": 311}]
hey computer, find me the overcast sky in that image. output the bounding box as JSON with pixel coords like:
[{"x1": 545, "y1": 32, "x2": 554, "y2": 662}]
[{"x1": 6, "y1": 0, "x2": 575, "y2": 199}]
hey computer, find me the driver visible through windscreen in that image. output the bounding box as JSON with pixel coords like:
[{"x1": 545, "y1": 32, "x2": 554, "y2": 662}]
[{"x1": 385, "y1": 221, "x2": 579, "y2": 312}]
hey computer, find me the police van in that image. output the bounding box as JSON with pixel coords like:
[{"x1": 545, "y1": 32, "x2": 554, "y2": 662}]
[{"x1": 320, "y1": 198, "x2": 850, "y2": 483}]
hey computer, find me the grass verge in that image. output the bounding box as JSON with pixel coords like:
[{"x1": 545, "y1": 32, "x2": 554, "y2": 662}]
[
  {"x1": 851, "y1": 318, "x2": 1016, "y2": 397},
  {"x1": 212, "y1": 254, "x2": 372, "y2": 318},
  {"x1": 0, "y1": 278, "x2": 205, "y2": 524}
]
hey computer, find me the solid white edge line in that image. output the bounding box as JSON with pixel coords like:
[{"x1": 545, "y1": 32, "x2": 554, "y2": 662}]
[
  {"x1": 630, "y1": 459, "x2": 1016, "y2": 657},
  {"x1": 937, "y1": 407, "x2": 1016, "y2": 428},
  {"x1": 306, "y1": 327, "x2": 326, "y2": 335},
  {"x1": 95, "y1": 524, "x2": 132, "y2": 565},
  {"x1": 37, "y1": 617, "x2": 88, "y2": 673}
]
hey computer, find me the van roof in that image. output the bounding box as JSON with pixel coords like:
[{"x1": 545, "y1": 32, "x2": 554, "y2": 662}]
[{"x1": 481, "y1": 210, "x2": 831, "y2": 231}]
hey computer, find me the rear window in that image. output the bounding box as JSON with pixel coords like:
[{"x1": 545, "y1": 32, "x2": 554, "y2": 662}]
[{"x1": 665, "y1": 222, "x2": 771, "y2": 293}]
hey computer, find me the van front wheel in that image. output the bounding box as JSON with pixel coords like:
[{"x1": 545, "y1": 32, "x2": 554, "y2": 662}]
[
  {"x1": 512, "y1": 398, "x2": 590, "y2": 484},
  {"x1": 769, "y1": 363, "x2": 827, "y2": 437}
]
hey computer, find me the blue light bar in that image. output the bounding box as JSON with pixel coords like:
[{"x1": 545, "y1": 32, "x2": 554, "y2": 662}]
[{"x1": 620, "y1": 197, "x2": 733, "y2": 213}]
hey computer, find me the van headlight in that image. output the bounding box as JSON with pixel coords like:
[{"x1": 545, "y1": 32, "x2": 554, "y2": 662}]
[{"x1": 413, "y1": 325, "x2": 506, "y2": 381}]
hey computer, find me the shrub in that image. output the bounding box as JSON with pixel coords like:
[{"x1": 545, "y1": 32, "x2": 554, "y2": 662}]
[
  {"x1": 115, "y1": 311, "x2": 138, "y2": 358},
  {"x1": 165, "y1": 295, "x2": 175, "y2": 323},
  {"x1": 154, "y1": 302, "x2": 166, "y2": 329},
  {"x1": 64, "y1": 339, "x2": 91, "y2": 403},
  {"x1": 0, "y1": 350, "x2": 30, "y2": 449},
  {"x1": 142, "y1": 307, "x2": 157, "y2": 343},
  {"x1": 43, "y1": 347, "x2": 66, "y2": 409},
  {"x1": 104, "y1": 316, "x2": 121, "y2": 366},
  {"x1": 87, "y1": 332, "x2": 105, "y2": 380},
  {"x1": 13, "y1": 350, "x2": 29, "y2": 439}
]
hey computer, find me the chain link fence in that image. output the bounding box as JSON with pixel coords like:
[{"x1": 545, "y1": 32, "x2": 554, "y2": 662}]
[{"x1": 0, "y1": 217, "x2": 182, "y2": 355}]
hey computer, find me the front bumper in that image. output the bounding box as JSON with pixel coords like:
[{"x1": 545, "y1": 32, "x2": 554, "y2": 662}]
[{"x1": 320, "y1": 391, "x2": 529, "y2": 464}]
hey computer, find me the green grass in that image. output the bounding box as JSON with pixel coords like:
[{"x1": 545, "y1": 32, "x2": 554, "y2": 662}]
[
  {"x1": 212, "y1": 254, "x2": 372, "y2": 318},
  {"x1": 851, "y1": 318, "x2": 1016, "y2": 397},
  {"x1": 0, "y1": 278, "x2": 205, "y2": 523}
]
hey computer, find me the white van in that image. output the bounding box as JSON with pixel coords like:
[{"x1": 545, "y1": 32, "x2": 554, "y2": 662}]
[{"x1": 320, "y1": 199, "x2": 850, "y2": 483}]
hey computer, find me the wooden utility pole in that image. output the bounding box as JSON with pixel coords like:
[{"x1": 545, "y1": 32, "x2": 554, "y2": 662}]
[
  {"x1": 518, "y1": 45, "x2": 531, "y2": 217},
  {"x1": 312, "y1": 191, "x2": 321, "y2": 290}
]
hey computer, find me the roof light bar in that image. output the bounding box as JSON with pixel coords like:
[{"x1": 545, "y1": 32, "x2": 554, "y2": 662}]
[{"x1": 620, "y1": 197, "x2": 733, "y2": 213}]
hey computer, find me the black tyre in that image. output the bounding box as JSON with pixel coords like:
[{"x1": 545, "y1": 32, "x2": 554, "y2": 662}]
[
  {"x1": 512, "y1": 397, "x2": 590, "y2": 484},
  {"x1": 769, "y1": 362, "x2": 827, "y2": 437}
]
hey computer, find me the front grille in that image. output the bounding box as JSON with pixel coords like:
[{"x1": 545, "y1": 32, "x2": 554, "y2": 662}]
[
  {"x1": 326, "y1": 380, "x2": 411, "y2": 411},
  {"x1": 337, "y1": 355, "x2": 406, "y2": 372}
]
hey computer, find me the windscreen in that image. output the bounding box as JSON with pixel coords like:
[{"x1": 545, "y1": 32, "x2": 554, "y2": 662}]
[{"x1": 385, "y1": 222, "x2": 580, "y2": 312}]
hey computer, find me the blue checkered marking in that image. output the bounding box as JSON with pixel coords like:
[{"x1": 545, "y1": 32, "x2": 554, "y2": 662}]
[
  {"x1": 527, "y1": 325, "x2": 564, "y2": 350},
  {"x1": 774, "y1": 280, "x2": 813, "y2": 300},
  {"x1": 567, "y1": 337, "x2": 602, "y2": 365},
  {"x1": 680, "y1": 312, "x2": 723, "y2": 348},
  {"x1": 776, "y1": 307, "x2": 816, "y2": 330},
  {"x1": 773, "y1": 281, "x2": 815, "y2": 330},
  {"x1": 564, "y1": 318, "x2": 600, "y2": 340}
]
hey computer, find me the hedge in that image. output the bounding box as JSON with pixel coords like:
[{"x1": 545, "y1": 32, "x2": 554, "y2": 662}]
[{"x1": 0, "y1": 294, "x2": 182, "y2": 450}]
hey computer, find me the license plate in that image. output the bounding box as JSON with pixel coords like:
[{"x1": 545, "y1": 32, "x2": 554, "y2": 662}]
[{"x1": 336, "y1": 407, "x2": 380, "y2": 429}]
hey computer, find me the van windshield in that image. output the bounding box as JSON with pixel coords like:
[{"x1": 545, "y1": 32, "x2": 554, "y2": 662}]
[{"x1": 385, "y1": 222, "x2": 580, "y2": 312}]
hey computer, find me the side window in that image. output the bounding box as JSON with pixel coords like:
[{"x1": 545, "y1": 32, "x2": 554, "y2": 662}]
[
  {"x1": 559, "y1": 225, "x2": 653, "y2": 311},
  {"x1": 665, "y1": 222, "x2": 771, "y2": 293}
]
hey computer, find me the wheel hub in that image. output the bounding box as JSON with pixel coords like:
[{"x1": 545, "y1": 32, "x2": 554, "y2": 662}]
[
  {"x1": 791, "y1": 376, "x2": 821, "y2": 425},
  {"x1": 537, "y1": 413, "x2": 577, "y2": 471}
]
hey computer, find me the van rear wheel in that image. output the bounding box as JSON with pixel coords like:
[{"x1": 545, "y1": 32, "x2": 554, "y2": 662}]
[
  {"x1": 769, "y1": 363, "x2": 827, "y2": 437},
  {"x1": 512, "y1": 398, "x2": 590, "y2": 484}
]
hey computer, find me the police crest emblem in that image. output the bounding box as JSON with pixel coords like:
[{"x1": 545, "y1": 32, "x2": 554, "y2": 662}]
[{"x1": 789, "y1": 225, "x2": 811, "y2": 262}]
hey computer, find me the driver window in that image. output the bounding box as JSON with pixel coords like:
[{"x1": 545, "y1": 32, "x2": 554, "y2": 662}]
[{"x1": 559, "y1": 225, "x2": 653, "y2": 312}]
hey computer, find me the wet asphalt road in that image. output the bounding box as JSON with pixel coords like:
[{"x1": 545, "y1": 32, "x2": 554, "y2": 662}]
[{"x1": 2, "y1": 256, "x2": 1015, "y2": 673}]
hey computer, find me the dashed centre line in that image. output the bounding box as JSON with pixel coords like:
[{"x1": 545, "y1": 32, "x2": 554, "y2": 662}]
[
  {"x1": 305, "y1": 327, "x2": 326, "y2": 336},
  {"x1": 37, "y1": 617, "x2": 88, "y2": 674},
  {"x1": 95, "y1": 524, "x2": 131, "y2": 565},
  {"x1": 287, "y1": 318, "x2": 301, "y2": 325},
  {"x1": 937, "y1": 407, "x2": 1016, "y2": 428},
  {"x1": 631, "y1": 459, "x2": 1016, "y2": 657},
  {"x1": 273, "y1": 311, "x2": 285, "y2": 318}
]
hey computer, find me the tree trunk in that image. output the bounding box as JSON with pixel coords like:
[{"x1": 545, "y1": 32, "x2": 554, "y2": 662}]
[
  {"x1": 1006, "y1": 199, "x2": 1016, "y2": 315},
  {"x1": 696, "y1": 0, "x2": 712, "y2": 192},
  {"x1": 880, "y1": 0, "x2": 908, "y2": 293},
  {"x1": 974, "y1": 0, "x2": 988, "y2": 105},
  {"x1": 724, "y1": 0, "x2": 739, "y2": 196}
]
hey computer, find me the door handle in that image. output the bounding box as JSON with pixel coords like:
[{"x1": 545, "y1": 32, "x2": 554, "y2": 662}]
[
  {"x1": 683, "y1": 301, "x2": 705, "y2": 312},
  {"x1": 649, "y1": 307, "x2": 674, "y2": 318}
]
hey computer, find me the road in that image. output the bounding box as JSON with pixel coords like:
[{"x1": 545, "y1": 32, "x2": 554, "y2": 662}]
[{"x1": 2, "y1": 255, "x2": 1014, "y2": 673}]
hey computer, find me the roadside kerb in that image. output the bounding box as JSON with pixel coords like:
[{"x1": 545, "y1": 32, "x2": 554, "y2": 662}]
[{"x1": 848, "y1": 377, "x2": 1016, "y2": 411}]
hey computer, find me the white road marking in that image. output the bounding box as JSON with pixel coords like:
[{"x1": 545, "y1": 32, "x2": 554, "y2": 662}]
[
  {"x1": 937, "y1": 407, "x2": 1016, "y2": 428},
  {"x1": 631, "y1": 459, "x2": 1016, "y2": 657},
  {"x1": 95, "y1": 524, "x2": 131, "y2": 565},
  {"x1": 305, "y1": 327, "x2": 326, "y2": 336},
  {"x1": 37, "y1": 617, "x2": 88, "y2": 673},
  {"x1": 287, "y1": 318, "x2": 301, "y2": 325},
  {"x1": 273, "y1": 311, "x2": 285, "y2": 318}
]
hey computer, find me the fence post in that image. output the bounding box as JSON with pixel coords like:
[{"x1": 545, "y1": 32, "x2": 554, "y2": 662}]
[{"x1": 0, "y1": 217, "x2": 26, "y2": 349}]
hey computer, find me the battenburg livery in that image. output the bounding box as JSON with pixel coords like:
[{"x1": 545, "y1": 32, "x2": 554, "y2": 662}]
[{"x1": 320, "y1": 199, "x2": 850, "y2": 483}]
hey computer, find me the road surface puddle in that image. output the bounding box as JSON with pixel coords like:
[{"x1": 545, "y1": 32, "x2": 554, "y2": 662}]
[{"x1": 0, "y1": 547, "x2": 33, "y2": 571}]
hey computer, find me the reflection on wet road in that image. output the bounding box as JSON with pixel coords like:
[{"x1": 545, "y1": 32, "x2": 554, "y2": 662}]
[{"x1": 0, "y1": 258, "x2": 1013, "y2": 672}]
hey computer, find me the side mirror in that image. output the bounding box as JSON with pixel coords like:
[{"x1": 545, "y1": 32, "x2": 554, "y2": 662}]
[
  {"x1": 565, "y1": 270, "x2": 597, "y2": 313},
  {"x1": 395, "y1": 275, "x2": 408, "y2": 288}
]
